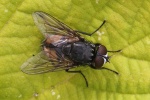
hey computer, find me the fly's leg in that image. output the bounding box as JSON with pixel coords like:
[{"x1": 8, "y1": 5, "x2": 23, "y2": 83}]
[
  {"x1": 100, "y1": 67, "x2": 119, "y2": 75},
  {"x1": 75, "y1": 20, "x2": 106, "y2": 36},
  {"x1": 66, "y1": 69, "x2": 88, "y2": 87},
  {"x1": 107, "y1": 49, "x2": 122, "y2": 52},
  {"x1": 101, "y1": 49, "x2": 121, "y2": 75},
  {"x1": 107, "y1": 49, "x2": 122, "y2": 62}
]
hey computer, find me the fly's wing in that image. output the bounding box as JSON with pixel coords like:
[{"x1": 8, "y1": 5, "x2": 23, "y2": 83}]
[
  {"x1": 21, "y1": 51, "x2": 74, "y2": 74},
  {"x1": 32, "y1": 12, "x2": 77, "y2": 37}
]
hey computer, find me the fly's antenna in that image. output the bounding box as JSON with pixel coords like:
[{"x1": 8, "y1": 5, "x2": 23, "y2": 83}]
[{"x1": 100, "y1": 49, "x2": 122, "y2": 75}]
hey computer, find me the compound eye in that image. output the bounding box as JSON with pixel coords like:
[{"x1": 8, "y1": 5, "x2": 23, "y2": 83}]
[
  {"x1": 92, "y1": 56, "x2": 104, "y2": 69},
  {"x1": 98, "y1": 45, "x2": 107, "y2": 55}
]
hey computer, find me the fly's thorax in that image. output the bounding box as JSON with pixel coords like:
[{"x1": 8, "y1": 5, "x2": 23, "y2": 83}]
[
  {"x1": 62, "y1": 42, "x2": 95, "y2": 64},
  {"x1": 92, "y1": 45, "x2": 109, "y2": 69}
]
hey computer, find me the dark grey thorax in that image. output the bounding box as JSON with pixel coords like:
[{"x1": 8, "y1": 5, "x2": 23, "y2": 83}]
[{"x1": 62, "y1": 42, "x2": 95, "y2": 64}]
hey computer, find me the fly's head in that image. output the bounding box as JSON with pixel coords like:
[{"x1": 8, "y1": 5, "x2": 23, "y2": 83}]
[{"x1": 92, "y1": 45, "x2": 109, "y2": 69}]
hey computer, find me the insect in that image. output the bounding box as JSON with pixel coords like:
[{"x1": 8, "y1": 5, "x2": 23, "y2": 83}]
[{"x1": 21, "y1": 12, "x2": 121, "y2": 87}]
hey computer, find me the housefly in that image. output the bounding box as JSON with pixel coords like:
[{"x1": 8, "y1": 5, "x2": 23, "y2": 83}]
[{"x1": 21, "y1": 12, "x2": 121, "y2": 87}]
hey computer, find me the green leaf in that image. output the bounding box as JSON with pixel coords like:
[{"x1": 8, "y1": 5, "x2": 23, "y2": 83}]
[{"x1": 0, "y1": 0, "x2": 150, "y2": 100}]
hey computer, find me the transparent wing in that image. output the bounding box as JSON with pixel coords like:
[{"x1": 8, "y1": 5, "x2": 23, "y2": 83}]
[
  {"x1": 32, "y1": 12, "x2": 76, "y2": 37},
  {"x1": 21, "y1": 51, "x2": 74, "y2": 74}
]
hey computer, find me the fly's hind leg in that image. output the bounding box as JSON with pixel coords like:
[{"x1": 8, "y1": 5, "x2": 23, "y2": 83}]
[{"x1": 66, "y1": 69, "x2": 88, "y2": 87}]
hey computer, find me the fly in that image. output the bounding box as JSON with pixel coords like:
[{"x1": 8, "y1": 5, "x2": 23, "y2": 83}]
[{"x1": 21, "y1": 12, "x2": 121, "y2": 87}]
